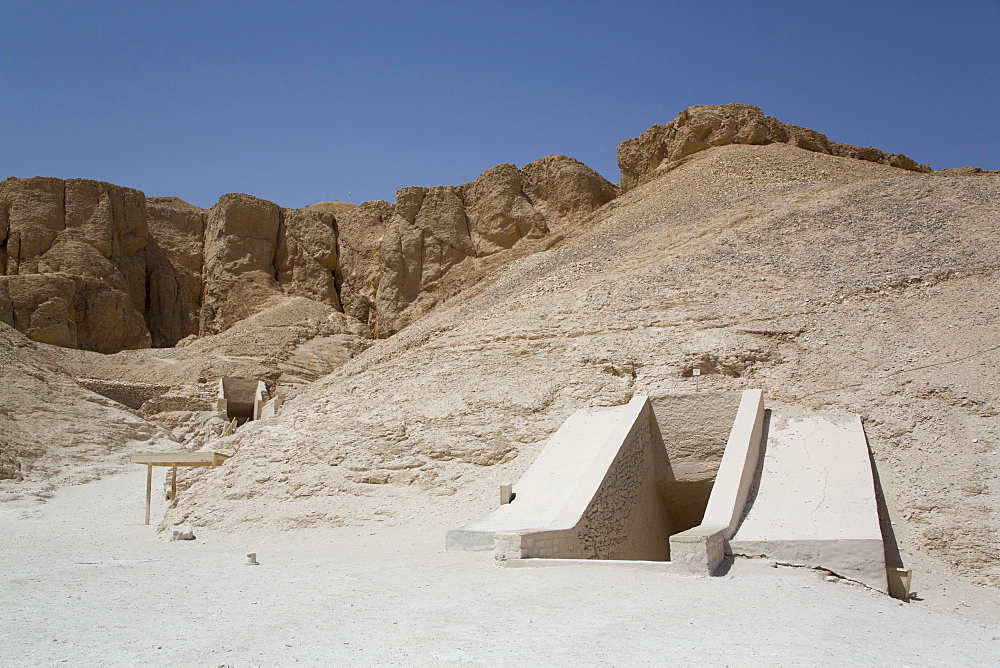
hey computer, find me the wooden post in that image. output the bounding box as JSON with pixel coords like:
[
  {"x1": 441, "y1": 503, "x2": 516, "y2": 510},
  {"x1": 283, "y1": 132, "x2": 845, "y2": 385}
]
[
  {"x1": 145, "y1": 463, "x2": 152, "y2": 525},
  {"x1": 171, "y1": 466, "x2": 178, "y2": 508}
]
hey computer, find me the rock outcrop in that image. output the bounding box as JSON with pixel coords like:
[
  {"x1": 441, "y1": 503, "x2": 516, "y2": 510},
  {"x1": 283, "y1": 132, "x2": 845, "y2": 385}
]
[
  {"x1": 145, "y1": 197, "x2": 206, "y2": 347},
  {"x1": 199, "y1": 193, "x2": 284, "y2": 335},
  {"x1": 618, "y1": 104, "x2": 931, "y2": 192},
  {"x1": 337, "y1": 155, "x2": 617, "y2": 336},
  {"x1": 2, "y1": 155, "x2": 616, "y2": 349},
  {"x1": 198, "y1": 193, "x2": 343, "y2": 335},
  {"x1": 0, "y1": 178, "x2": 353, "y2": 350},
  {"x1": 0, "y1": 177, "x2": 152, "y2": 352}
]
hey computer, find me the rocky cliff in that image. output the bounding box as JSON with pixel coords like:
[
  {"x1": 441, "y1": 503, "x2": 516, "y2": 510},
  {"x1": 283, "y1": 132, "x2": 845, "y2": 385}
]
[
  {"x1": 618, "y1": 103, "x2": 931, "y2": 192},
  {"x1": 0, "y1": 177, "x2": 151, "y2": 353},
  {"x1": 1, "y1": 155, "x2": 616, "y2": 350},
  {"x1": 338, "y1": 155, "x2": 617, "y2": 336},
  {"x1": 2, "y1": 104, "x2": 940, "y2": 352},
  {"x1": 197, "y1": 193, "x2": 342, "y2": 335},
  {"x1": 145, "y1": 196, "x2": 206, "y2": 347}
]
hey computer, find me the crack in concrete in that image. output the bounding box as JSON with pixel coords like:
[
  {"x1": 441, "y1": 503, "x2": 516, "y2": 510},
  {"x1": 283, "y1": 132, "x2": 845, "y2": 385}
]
[{"x1": 796, "y1": 420, "x2": 829, "y2": 536}]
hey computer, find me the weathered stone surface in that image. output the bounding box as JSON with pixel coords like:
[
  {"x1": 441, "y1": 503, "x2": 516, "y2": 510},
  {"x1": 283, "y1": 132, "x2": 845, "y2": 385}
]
[
  {"x1": 0, "y1": 273, "x2": 150, "y2": 353},
  {"x1": 463, "y1": 163, "x2": 548, "y2": 255},
  {"x1": 145, "y1": 197, "x2": 206, "y2": 347},
  {"x1": 0, "y1": 176, "x2": 65, "y2": 276},
  {"x1": 337, "y1": 158, "x2": 616, "y2": 337},
  {"x1": 199, "y1": 193, "x2": 283, "y2": 335},
  {"x1": 0, "y1": 177, "x2": 152, "y2": 352},
  {"x1": 618, "y1": 103, "x2": 931, "y2": 192},
  {"x1": 299, "y1": 200, "x2": 357, "y2": 216},
  {"x1": 275, "y1": 207, "x2": 341, "y2": 311},
  {"x1": 411, "y1": 185, "x2": 476, "y2": 256},
  {"x1": 0, "y1": 274, "x2": 78, "y2": 347},
  {"x1": 521, "y1": 155, "x2": 619, "y2": 226},
  {"x1": 0, "y1": 320, "x2": 176, "y2": 488},
  {"x1": 336, "y1": 200, "x2": 393, "y2": 328},
  {"x1": 200, "y1": 193, "x2": 349, "y2": 336},
  {"x1": 62, "y1": 179, "x2": 149, "y2": 314},
  {"x1": 2, "y1": 156, "x2": 614, "y2": 347}
]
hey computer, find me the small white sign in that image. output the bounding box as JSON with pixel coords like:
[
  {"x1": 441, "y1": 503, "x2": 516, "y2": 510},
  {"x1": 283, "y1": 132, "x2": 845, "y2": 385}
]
[{"x1": 692, "y1": 369, "x2": 701, "y2": 376}]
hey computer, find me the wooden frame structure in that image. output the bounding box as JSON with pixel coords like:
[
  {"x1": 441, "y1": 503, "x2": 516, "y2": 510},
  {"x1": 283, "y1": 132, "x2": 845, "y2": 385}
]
[{"x1": 129, "y1": 452, "x2": 229, "y2": 525}]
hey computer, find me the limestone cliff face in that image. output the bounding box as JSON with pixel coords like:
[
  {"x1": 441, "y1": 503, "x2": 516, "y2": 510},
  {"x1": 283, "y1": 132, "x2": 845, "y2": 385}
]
[
  {"x1": 0, "y1": 177, "x2": 151, "y2": 352},
  {"x1": 618, "y1": 104, "x2": 931, "y2": 193},
  {"x1": 145, "y1": 197, "x2": 206, "y2": 347},
  {"x1": 198, "y1": 193, "x2": 342, "y2": 335},
  {"x1": 0, "y1": 178, "x2": 350, "y2": 351},
  {"x1": 199, "y1": 193, "x2": 283, "y2": 335},
  {"x1": 337, "y1": 155, "x2": 617, "y2": 337},
  {"x1": 0, "y1": 154, "x2": 616, "y2": 349},
  {"x1": 275, "y1": 206, "x2": 341, "y2": 311}
]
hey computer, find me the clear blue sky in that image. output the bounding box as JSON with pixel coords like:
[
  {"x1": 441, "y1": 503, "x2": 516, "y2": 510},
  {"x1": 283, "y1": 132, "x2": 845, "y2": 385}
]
[{"x1": 2, "y1": 1, "x2": 997, "y2": 209}]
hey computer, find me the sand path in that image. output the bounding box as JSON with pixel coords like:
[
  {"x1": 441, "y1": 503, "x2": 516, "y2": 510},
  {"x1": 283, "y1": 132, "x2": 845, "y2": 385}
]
[{"x1": 1, "y1": 468, "x2": 998, "y2": 665}]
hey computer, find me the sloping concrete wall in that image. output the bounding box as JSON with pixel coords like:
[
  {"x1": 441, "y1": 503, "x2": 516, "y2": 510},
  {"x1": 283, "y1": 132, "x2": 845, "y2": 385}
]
[
  {"x1": 650, "y1": 391, "x2": 743, "y2": 533},
  {"x1": 699, "y1": 389, "x2": 766, "y2": 539},
  {"x1": 449, "y1": 396, "x2": 674, "y2": 560},
  {"x1": 666, "y1": 389, "x2": 765, "y2": 573},
  {"x1": 729, "y1": 409, "x2": 887, "y2": 591},
  {"x1": 259, "y1": 394, "x2": 283, "y2": 420}
]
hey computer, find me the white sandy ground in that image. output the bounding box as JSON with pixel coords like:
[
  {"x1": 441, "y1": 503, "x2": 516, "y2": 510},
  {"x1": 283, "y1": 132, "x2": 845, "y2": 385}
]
[{"x1": 2, "y1": 471, "x2": 999, "y2": 665}]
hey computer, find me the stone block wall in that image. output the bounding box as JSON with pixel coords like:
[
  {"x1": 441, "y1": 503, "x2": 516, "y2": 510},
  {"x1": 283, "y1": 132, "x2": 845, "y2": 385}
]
[{"x1": 77, "y1": 378, "x2": 172, "y2": 410}]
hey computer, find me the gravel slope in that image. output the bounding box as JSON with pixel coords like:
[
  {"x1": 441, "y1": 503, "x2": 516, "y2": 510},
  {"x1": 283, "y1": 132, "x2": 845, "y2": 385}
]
[{"x1": 166, "y1": 143, "x2": 999, "y2": 589}]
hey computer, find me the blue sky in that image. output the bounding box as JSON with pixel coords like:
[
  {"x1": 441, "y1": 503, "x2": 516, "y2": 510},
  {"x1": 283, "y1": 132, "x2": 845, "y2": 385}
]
[{"x1": 2, "y1": 1, "x2": 997, "y2": 209}]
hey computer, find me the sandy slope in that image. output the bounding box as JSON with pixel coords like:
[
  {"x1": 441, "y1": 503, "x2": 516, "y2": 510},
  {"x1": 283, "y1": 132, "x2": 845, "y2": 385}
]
[
  {"x1": 0, "y1": 324, "x2": 180, "y2": 500},
  {"x1": 163, "y1": 144, "x2": 998, "y2": 593},
  {"x1": 1, "y1": 468, "x2": 998, "y2": 665}
]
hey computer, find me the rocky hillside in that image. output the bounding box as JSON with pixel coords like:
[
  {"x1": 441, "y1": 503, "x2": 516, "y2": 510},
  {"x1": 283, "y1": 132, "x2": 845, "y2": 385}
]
[
  {"x1": 166, "y1": 138, "x2": 998, "y2": 587},
  {"x1": 0, "y1": 323, "x2": 179, "y2": 499},
  {"x1": 617, "y1": 103, "x2": 931, "y2": 193},
  {"x1": 1, "y1": 156, "x2": 614, "y2": 352},
  {"x1": 2, "y1": 105, "x2": 997, "y2": 591}
]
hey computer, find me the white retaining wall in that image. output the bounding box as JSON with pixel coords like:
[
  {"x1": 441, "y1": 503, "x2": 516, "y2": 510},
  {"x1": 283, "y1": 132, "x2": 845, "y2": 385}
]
[
  {"x1": 450, "y1": 396, "x2": 673, "y2": 560},
  {"x1": 729, "y1": 410, "x2": 887, "y2": 591}
]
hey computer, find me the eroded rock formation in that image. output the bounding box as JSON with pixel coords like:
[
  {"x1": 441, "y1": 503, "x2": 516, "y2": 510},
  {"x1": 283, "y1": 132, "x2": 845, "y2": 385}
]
[
  {"x1": 2, "y1": 153, "x2": 616, "y2": 350},
  {"x1": 145, "y1": 197, "x2": 206, "y2": 347},
  {"x1": 337, "y1": 155, "x2": 617, "y2": 336},
  {"x1": 618, "y1": 103, "x2": 931, "y2": 192},
  {"x1": 0, "y1": 177, "x2": 152, "y2": 352}
]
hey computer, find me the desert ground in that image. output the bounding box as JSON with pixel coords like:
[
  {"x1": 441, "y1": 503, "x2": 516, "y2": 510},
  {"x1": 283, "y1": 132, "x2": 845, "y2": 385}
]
[
  {"x1": 2, "y1": 104, "x2": 998, "y2": 663},
  {"x1": 1, "y1": 467, "x2": 998, "y2": 665}
]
